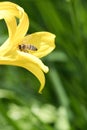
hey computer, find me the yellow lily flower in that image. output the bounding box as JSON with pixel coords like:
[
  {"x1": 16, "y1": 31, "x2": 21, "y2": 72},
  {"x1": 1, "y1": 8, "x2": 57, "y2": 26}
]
[{"x1": 0, "y1": 2, "x2": 56, "y2": 93}]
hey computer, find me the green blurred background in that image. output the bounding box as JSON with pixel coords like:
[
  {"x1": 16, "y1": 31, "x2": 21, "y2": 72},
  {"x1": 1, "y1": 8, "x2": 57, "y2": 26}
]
[{"x1": 0, "y1": 0, "x2": 87, "y2": 130}]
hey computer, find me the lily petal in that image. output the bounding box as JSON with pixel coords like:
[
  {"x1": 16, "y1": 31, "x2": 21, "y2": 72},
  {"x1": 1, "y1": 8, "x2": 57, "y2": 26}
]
[
  {"x1": 22, "y1": 32, "x2": 56, "y2": 58},
  {"x1": 0, "y1": 16, "x2": 17, "y2": 55},
  {"x1": 0, "y1": 51, "x2": 48, "y2": 93},
  {"x1": 15, "y1": 11, "x2": 29, "y2": 44},
  {"x1": 17, "y1": 51, "x2": 49, "y2": 73},
  {"x1": 0, "y1": 2, "x2": 29, "y2": 53},
  {"x1": 5, "y1": 16, "x2": 17, "y2": 39}
]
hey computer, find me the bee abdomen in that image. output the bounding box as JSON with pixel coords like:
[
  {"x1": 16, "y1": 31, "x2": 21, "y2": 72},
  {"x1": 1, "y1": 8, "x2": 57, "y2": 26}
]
[{"x1": 28, "y1": 44, "x2": 37, "y2": 51}]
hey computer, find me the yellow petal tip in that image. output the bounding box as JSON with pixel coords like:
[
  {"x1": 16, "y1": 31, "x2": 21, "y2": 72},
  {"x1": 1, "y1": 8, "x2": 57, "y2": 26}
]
[
  {"x1": 38, "y1": 90, "x2": 42, "y2": 94},
  {"x1": 44, "y1": 66, "x2": 49, "y2": 73}
]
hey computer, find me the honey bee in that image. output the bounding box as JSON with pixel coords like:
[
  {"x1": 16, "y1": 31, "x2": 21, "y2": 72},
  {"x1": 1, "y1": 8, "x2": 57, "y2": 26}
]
[{"x1": 19, "y1": 44, "x2": 38, "y2": 52}]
